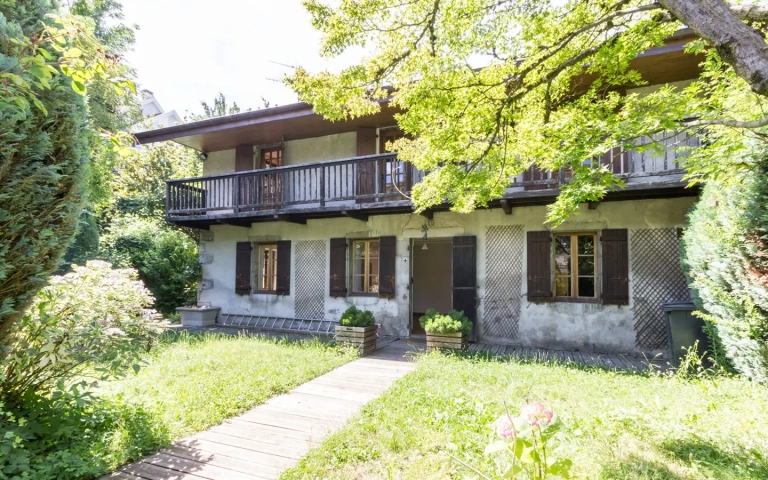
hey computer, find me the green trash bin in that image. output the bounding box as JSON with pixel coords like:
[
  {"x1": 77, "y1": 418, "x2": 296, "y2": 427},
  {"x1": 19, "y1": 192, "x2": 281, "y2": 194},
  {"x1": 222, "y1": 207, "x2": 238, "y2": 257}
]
[{"x1": 663, "y1": 301, "x2": 709, "y2": 366}]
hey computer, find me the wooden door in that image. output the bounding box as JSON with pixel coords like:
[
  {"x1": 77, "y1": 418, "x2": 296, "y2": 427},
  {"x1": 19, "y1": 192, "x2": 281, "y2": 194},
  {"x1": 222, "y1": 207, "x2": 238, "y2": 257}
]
[
  {"x1": 452, "y1": 235, "x2": 477, "y2": 341},
  {"x1": 380, "y1": 129, "x2": 411, "y2": 198},
  {"x1": 259, "y1": 147, "x2": 282, "y2": 209},
  {"x1": 356, "y1": 128, "x2": 377, "y2": 203}
]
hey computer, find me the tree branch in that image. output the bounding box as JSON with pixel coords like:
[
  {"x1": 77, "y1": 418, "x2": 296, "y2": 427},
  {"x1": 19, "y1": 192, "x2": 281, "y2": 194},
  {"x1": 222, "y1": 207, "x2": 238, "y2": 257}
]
[{"x1": 682, "y1": 115, "x2": 768, "y2": 129}]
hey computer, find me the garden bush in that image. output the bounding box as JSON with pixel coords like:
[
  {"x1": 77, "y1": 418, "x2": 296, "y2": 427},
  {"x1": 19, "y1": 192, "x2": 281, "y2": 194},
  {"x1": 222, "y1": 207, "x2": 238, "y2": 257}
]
[
  {"x1": 682, "y1": 157, "x2": 768, "y2": 383},
  {"x1": 339, "y1": 305, "x2": 375, "y2": 327},
  {"x1": 420, "y1": 308, "x2": 472, "y2": 334},
  {"x1": 100, "y1": 215, "x2": 200, "y2": 314}
]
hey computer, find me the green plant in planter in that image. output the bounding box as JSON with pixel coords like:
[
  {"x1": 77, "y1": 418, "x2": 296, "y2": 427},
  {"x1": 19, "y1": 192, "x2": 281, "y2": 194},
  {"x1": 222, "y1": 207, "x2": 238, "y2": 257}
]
[
  {"x1": 420, "y1": 309, "x2": 472, "y2": 335},
  {"x1": 339, "y1": 306, "x2": 375, "y2": 328}
]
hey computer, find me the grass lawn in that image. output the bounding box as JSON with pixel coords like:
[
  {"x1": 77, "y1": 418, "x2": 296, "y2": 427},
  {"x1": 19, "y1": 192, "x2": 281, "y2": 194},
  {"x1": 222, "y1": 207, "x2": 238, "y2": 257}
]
[
  {"x1": 78, "y1": 331, "x2": 357, "y2": 478},
  {"x1": 281, "y1": 351, "x2": 768, "y2": 480}
]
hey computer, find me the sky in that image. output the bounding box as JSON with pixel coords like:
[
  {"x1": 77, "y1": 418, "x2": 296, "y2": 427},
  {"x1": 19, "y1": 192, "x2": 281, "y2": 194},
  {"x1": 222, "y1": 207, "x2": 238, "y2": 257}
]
[{"x1": 120, "y1": 0, "x2": 363, "y2": 116}]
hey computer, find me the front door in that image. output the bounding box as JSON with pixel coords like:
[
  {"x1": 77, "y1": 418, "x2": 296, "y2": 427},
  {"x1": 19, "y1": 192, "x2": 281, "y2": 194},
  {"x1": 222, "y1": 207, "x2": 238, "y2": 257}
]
[
  {"x1": 452, "y1": 235, "x2": 477, "y2": 341},
  {"x1": 259, "y1": 147, "x2": 282, "y2": 209}
]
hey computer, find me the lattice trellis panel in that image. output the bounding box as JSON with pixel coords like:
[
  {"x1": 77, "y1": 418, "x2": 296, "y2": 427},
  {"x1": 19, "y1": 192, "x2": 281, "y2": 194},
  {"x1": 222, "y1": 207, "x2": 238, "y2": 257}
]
[
  {"x1": 631, "y1": 228, "x2": 690, "y2": 350},
  {"x1": 484, "y1": 225, "x2": 524, "y2": 340},
  {"x1": 294, "y1": 240, "x2": 326, "y2": 320}
]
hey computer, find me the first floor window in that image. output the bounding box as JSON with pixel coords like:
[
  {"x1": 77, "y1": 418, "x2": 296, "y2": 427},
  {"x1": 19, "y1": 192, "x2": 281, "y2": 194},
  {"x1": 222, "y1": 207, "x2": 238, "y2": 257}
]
[
  {"x1": 257, "y1": 243, "x2": 278, "y2": 292},
  {"x1": 554, "y1": 233, "x2": 597, "y2": 299},
  {"x1": 351, "y1": 239, "x2": 379, "y2": 294}
]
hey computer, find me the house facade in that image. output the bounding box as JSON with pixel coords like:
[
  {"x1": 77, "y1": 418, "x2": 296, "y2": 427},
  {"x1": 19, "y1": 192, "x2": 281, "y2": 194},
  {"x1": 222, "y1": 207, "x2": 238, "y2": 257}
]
[{"x1": 137, "y1": 32, "x2": 702, "y2": 354}]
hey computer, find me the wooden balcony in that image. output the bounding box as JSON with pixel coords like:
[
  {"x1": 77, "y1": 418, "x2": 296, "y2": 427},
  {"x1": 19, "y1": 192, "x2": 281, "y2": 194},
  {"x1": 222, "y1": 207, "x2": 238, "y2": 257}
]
[{"x1": 166, "y1": 131, "x2": 701, "y2": 229}]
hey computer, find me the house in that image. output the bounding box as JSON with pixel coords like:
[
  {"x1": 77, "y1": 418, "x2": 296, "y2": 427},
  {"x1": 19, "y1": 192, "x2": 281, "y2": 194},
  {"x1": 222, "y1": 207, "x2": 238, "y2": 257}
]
[
  {"x1": 139, "y1": 90, "x2": 182, "y2": 129},
  {"x1": 135, "y1": 31, "x2": 703, "y2": 355}
]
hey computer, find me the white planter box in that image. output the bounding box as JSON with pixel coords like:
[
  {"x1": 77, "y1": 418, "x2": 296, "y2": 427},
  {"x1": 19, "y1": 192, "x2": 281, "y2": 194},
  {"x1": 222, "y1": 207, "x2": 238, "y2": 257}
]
[{"x1": 176, "y1": 306, "x2": 220, "y2": 327}]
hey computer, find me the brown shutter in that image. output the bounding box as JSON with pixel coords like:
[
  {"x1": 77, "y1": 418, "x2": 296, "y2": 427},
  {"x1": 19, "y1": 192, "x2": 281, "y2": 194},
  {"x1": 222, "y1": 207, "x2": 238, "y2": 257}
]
[
  {"x1": 330, "y1": 238, "x2": 347, "y2": 297},
  {"x1": 356, "y1": 128, "x2": 377, "y2": 203},
  {"x1": 235, "y1": 242, "x2": 252, "y2": 295},
  {"x1": 452, "y1": 235, "x2": 477, "y2": 340},
  {"x1": 527, "y1": 231, "x2": 552, "y2": 302},
  {"x1": 276, "y1": 240, "x2": 291, "y2": 296},
  {"x1": 601, "y1": 229, "x2": 629, "y2": 305},
  {"x1": 378, "y1": 236, "x2": 396, "y2": 298}
]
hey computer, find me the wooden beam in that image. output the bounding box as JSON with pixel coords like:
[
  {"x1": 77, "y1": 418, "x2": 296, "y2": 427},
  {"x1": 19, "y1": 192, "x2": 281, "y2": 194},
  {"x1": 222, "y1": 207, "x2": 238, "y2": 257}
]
[
  {"x1": 500, "y1": 199, "x2": 513, "y2": 215},
  {"x1": 274, "y1": 215, "x2": 307, "y2": 225},
  {"x1": 341, "y1": 210, "x2": 369, "y2": 222},
  {"x1": 588, "y1": 201, "x2": 600, "y2": 210},
  {"x1": 219, "y1": 218, "x2": 252, "y2": 228},
  {"x1": 419, "y1": 208, "x2": 434, "y2": 220}
]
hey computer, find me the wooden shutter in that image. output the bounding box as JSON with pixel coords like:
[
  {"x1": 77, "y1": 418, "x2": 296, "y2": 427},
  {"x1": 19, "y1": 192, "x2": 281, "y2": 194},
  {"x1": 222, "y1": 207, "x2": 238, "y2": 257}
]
[
  {"x1": 235, "y1": 145, "x2": 253, "y2": 171},
  {"x1": 330, "y1": 238, "x2": 347, "y2": 297},
  {"x1": 527, "y1": 231, "x2": 552, "y2": 302},
  {"x1": 601, "y1": 229, "x2": 629, "y2": 305},
  {"x1": 356, "y1": 128, "x2": 377, "y2": 203},
  {"x1": 235, "y1": 242, "x2": 252, "y2": 295},
  {"x1": 452, "y1": 236, "x2": 477, "y2": 340},
  {"x1": 378, "y1": 236, "x2": 396, "y2": 298},
  {"x1": 276, "y1": 240, "x2": 291, "y2": 296}
]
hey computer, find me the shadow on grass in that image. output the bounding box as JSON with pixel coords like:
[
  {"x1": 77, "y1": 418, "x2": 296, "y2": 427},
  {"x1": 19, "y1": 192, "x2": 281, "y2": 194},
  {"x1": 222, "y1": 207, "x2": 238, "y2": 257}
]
[
  {"x1": 600, "y1": 454, "x2": 685, "y2": 480},
  {"x1": 661, "y1": 437, "x2": 768, "y2": 479}
]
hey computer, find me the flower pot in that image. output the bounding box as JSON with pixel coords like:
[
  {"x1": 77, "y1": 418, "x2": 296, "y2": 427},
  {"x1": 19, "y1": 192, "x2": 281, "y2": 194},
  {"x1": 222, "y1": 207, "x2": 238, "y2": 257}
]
[
  {"x1": 335, "y1": 325, "x2": 377, "y2": 356},
  {"x1": 176, "y1": 306, "x2": 221, "y2": 327},
  {"x1": 426, "y1": 331, "x2": 468, "y2": 350}
]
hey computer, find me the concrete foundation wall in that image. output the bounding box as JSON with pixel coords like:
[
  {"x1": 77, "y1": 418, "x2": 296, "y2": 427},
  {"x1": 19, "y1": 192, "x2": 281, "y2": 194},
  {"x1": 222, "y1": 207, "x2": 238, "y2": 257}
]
[{"x1": 197, "y1": 196, "x2": 696, "y2": 353}]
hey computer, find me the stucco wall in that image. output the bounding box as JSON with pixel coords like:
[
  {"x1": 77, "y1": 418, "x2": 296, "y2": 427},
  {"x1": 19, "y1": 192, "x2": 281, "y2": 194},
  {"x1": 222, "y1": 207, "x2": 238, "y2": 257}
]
[
  {"x1": 282, "y1": 132, "x2": 357, "y2": 166},
  {"x1": 203, "y1": 149, "x2": 236, "y2": 176},
  {"x1": 197, "y1": 196, "x2": 697, "y2": 353}
]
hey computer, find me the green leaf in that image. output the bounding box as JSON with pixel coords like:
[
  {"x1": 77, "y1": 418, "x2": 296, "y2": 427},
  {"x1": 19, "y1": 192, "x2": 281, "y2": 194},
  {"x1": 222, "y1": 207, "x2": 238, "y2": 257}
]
[
  {"x1": 484, "y1": 440, "x2": 509, "y2": 455},
  {"x1": 132, "y1": 364, "x2": 141, "y2": 374},
  {"x1": 71, "y1": 80, "x2": 86, "y2": 95},
  {"x1": 66, "y1": 47, "x2": 83, "y2": 57}
]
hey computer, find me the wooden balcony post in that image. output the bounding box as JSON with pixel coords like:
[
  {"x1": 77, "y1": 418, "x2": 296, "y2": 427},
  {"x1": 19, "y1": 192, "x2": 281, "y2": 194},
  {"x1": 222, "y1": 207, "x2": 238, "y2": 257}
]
[
  {"x1": 165, "y1": 182, "x2": 171, "y2": 216},
  {"x1": 319, "y1": 166, "x2": 326, "y2": 207},
  {"x1": 233, "y1": 175, "x2": 240, "y2": 213}
]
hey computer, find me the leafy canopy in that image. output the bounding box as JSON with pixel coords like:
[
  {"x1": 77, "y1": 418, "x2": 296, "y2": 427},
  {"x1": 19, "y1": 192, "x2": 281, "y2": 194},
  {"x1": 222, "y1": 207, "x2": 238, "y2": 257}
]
[{"x1": 289, "y1": 0, "x2": 768, "y2": 224}]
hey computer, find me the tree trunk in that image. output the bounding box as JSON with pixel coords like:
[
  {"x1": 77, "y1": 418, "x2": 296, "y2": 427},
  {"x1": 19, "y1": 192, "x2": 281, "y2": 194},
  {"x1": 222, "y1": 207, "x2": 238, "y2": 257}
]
[{"x1": 659, "y1": 0, "x2": 768, "y2": 96}]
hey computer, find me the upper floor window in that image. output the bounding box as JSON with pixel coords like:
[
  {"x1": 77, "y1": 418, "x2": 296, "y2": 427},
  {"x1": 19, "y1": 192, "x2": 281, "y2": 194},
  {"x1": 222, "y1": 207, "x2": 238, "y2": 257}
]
[
  {"x1": 351, "y1": 239, "x2": 379, "y2": 294},
  {"x1": 554, "y1": 233, "x2": 596, "y2": 300},
  {"x1": 257, "y1": 243, "x2": 278, "y2": 292},
  {"x1": 260, "y1": 147, "x2": 282, "y2": 169}
]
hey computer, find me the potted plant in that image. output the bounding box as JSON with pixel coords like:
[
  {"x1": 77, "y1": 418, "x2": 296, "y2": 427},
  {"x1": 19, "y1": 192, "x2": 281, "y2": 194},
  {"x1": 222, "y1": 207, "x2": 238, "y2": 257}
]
[
  {"x1": 421, "y1": 309, "x2": 472, "y2": 350},
  {"x1": 175, "y1": 305, "x2": 221, "y2": 327},
  {"x1": 335, "y1": 306, "x2": 377, "y2": 355}
]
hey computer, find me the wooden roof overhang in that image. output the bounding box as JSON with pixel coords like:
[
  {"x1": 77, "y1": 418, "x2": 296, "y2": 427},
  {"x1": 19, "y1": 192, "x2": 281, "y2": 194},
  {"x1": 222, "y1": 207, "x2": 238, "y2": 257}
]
[{"x1": 135, "y1": 31, "x2": 702, "y2": 153}]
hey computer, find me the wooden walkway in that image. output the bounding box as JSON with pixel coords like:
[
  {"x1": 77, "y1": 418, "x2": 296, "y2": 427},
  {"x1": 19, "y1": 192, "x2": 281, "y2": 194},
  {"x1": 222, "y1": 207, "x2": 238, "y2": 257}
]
[{"x1": 101, "y1": 340, "x2": 417, "y2": 480}]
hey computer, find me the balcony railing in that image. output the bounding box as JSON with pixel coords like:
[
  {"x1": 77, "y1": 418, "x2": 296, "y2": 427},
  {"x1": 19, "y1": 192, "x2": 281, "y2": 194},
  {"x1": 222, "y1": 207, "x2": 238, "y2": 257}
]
[{"x1": 166, "y1": 131, "x2": 699, "y2": 219}]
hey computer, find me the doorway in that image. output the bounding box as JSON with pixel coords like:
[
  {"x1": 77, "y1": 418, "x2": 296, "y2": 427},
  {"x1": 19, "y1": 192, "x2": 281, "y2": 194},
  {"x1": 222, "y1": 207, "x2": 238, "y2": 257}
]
[{"x1": 410, "y1": 238, "x2": 453, "y2": 334}]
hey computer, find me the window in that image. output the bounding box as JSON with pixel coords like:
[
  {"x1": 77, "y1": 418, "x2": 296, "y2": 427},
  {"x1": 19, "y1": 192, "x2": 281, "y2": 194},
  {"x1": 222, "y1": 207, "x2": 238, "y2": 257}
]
[
  {"x1": 257, "y1": 243, "x2": 278, "y2": 292},
  {"x1": 553, "y1": 233, "x2": 597, "y2": 299},
  {"x1": 351, "y1": 239, "x2": 379, "y2": 294}
]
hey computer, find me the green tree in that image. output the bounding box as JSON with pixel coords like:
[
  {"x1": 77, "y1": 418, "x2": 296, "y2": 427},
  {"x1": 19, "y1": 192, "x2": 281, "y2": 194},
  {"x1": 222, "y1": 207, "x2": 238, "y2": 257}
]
[
  {"x1": 288, "y1": 0, "x2": 768, "y2": 224},
  {"x1": 0, "y1": 1, "x2": 134, "y2": 340},
  {"x1": 683, "y1": 153, "x2": 768, "y2": 383},
  {"x1": 200, "y1": 92, "x2": 243, "y2": 118}
]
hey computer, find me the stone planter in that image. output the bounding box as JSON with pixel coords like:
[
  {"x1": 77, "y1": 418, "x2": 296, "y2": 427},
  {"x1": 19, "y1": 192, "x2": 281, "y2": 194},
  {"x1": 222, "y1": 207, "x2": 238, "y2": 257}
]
[
  {"x1": 176, "y1": 306, "x2": 220, "y2": 327},
  {"x1": 335, "y1": 325, "x2": 377, "y2": 356},
  {"x1": 426, "y1": 331, "x2": 468, "y2": 350}
]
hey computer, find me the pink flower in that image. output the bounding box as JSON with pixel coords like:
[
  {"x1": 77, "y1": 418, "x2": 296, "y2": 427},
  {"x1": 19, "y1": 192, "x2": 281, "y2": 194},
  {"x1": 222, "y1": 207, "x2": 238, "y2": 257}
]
[
  {"x1": 520, "y1": 401, "x2": 553, "y2": 427},
  {"x1": 493, "y1": 414, "x2": 516, "y2": 439}
]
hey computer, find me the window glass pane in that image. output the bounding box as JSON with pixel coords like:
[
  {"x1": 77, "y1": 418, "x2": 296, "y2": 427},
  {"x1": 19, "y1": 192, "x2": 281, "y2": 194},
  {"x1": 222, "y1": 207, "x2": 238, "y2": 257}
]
[
  {"x1": 353, "y1": 241, "x2": 366, "y2": 259},
  {"x1": 578, "y1": 235, "x2": 594, "y2": 255},
  {"x1": 369, "y1": 258, "x2": 379, "y2": 276},
  {"x1": 353, "y1": 258, "x2": 365, "y2": 276},
  {"x1": 555, "y1": 236, "x2": 570, "y2": 255},
  {"x1": 258, "y1": 244, "x2": 277, "y2": 291},
  {"x1": 353, "y1": 275, "x2": 365, "y2": 293},
  {"x1": 555, "y1": 276, "x2": 571, "y2": 297},
  {"x1": 554, "y1": 256, "x2": 570, "y2": 275},
  {"x1": 578, "y1": 277, "x2": 595, "y2": 297},
  {"x1": 369, "y1": 275, "x2": 379, "y2": 293},
  {"x1": 578, "y1": 256, "x2": 594, "y2": 276},
  {"x1": 369, "y1": 241, "x2": 379, "y2": 258}
]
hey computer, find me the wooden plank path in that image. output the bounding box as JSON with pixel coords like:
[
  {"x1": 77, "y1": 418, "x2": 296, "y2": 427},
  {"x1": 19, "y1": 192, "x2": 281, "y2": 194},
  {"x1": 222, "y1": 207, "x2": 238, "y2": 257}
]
[{"x1": 101, "y1": 340, "x2": 417, "y2": 480}]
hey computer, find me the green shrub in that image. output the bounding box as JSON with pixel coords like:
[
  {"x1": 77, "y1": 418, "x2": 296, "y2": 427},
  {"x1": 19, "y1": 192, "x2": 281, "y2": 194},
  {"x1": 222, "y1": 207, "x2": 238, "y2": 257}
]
[
  {"x1": 420, "y1": 308, "x2": 472, "y2": 334},
  {"x1": 100, "y1": 215, "x2": 200, "y2": 314},
  {"x1": 0, "y1": 260, "x2": 163, "y2": 406},
  {"x1": 682, "y1": 158, "x2": 768, "y2": 383},
  {"x1": 339, "y1": 305, "x2": 375, "y2": 327}
]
